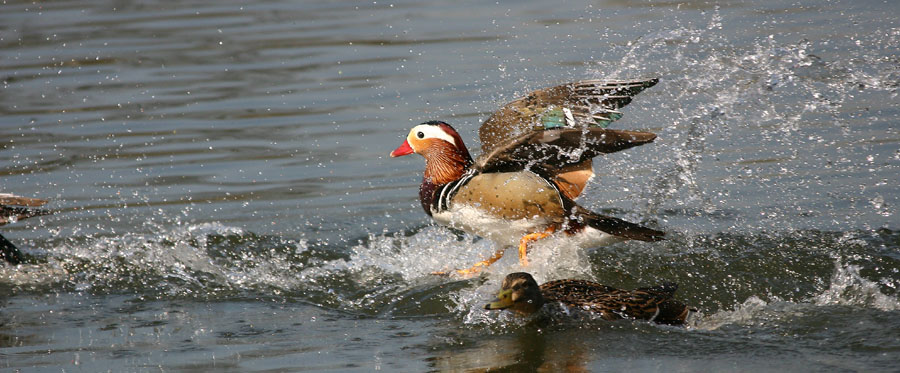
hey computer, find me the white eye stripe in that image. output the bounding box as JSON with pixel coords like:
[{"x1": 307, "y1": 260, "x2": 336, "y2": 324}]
[{"x1": 409, "y1": 124, "x2": 456, "y2": 146}]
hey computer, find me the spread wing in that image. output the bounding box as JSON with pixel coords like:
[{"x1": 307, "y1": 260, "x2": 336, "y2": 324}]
[
  {"x1": 478, "y1": 79, "x2": 659, "y2": 155},
  {"x1": 476, "y1": 79, "x2": 658, "y2": 199},
  {"x1": 0, "y1": 193, "x2": 51, "y2": 226},
  {"x1": 474, "y1": 127, "x2": 657, "y2": 174}
]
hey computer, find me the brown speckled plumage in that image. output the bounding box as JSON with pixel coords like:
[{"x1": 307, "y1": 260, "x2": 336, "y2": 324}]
[
  {"x1": 1, "y1": 193, "x2": 51, "y2": 265},
  {"x1": 0, "y1": 194, "x2": 50, "y2": 227},
  {"x1": 486, "y1": 272, "x2": 693, "y2": 325}
]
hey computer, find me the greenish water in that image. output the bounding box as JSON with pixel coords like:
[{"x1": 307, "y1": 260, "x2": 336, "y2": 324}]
[{"x1": 2, "y1": 0, "x2": 899, "y2": 371}]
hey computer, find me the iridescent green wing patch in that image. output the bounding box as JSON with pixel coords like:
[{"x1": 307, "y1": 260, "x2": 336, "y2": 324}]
[
  {"x1": 538, "y1": 106, "x2": 623, "y2": 129},
  {"x1": 538, "y1": 106, "x2": 567, "y2": 129}
]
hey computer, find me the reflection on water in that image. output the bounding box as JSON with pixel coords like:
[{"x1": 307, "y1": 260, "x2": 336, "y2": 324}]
[
  {"x1": 429, "y1": 329, "x2": 569, "y2": 372},
  {"x1": 2, "y1": 0, "x2": 900, "y2": 371},
  {"x1": 429, "y1": 327, "x2": 602, "y2": 372}
]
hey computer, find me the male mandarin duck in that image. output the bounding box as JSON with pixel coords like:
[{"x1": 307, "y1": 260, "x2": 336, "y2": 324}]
[
  {"x1": 484, "y1": 272, "x2": 693, "y2": 325},
  {"x1": 390, "y1": 79, "x2": 664, "y2": 275},
  {"x1": 1, "y1": 193, "x2": 51, "y2": 265}
]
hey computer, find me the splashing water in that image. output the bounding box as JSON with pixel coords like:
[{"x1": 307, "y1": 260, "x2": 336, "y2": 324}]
[
  {"x1": 813, "y1": 260, "x2": 899, "y2": 311},
  {"x1": 695, "y1": 258, "x2": 899, "y2": 331}
]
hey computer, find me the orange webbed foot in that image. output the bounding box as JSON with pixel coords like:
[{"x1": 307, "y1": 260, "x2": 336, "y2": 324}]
[
  {"x1": 517, "y1": 227, "x2": 556, "y2": 266},
  {"x1": 431, "y1": 247, "x2": 507, "y2": 277}
]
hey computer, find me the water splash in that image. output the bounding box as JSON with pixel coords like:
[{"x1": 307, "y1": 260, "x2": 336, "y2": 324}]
[
  {"x1": 2, "y1": 222, "x2": 311, "y2": 298},
  {"x1": 813, "y1": 260, "x2": 899, "y2": 311},
  {"x1": 589, "y1": 22, "x2": 900, "y2": 234},
  {"x1": 4, "y1": 217, "x2": 897, "y2": 331},
  {"x1": 694, "y1": 259, "x2": 899, "y2": 330}
]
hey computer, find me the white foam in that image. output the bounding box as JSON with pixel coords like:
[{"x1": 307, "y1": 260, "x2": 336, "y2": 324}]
[{"x1": 0, "y1": 222, "x2": 310, "y2": 295}]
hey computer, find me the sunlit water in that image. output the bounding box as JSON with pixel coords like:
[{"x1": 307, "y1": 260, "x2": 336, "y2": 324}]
[{"x1": 2, "y1": 0, "x2": 899, "y2": 371}]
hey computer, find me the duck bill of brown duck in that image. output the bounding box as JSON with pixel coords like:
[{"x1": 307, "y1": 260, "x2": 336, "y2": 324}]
[{"x1": 483, "y1": 289, "x2": 514, "y2": 310}]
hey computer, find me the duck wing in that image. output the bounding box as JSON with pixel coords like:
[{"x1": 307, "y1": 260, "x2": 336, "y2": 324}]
[
  {"x1": 475, "y1": 79, "x2": 659, "y2": 200},
  {"x1": 0, "y1": 194, "x2": 51, "y2": 226},
  {"x1": 478, "y1": 79, "x2": 660, "y2": 155},
  {"x1": 475, "y1": 127, "x2": 657, "y2": 175},
  {"x1": 0, "y1": 194, "x2": 48, "y2": 207}
]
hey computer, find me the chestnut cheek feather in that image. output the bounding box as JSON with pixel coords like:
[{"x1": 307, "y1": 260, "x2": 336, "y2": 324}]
[{"x1": 421, "y1": 140, "x2": 470, "y2": 185}]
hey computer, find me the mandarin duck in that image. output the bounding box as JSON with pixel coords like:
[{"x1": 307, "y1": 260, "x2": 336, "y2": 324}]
[
  {"x1": 390, "y1": 79, "x2": 664, "y2": 275},
  {"x1": 1, "y1": 193, "x2": 51, "y2": 265},
  {"x1": 484, "y1": 272, "x2": 693, "y2": 325}
]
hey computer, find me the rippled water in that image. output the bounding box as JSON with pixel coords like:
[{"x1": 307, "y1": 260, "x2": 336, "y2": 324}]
[{"x1": 2, "y1": 0, "x2": 899, "y2": 371}]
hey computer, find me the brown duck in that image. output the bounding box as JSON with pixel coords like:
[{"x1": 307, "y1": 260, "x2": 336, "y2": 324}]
[
  {"x1": 1, "y1": 193, "x2": 51, "y2": 265},
  {"x1": 389, "y1": 79, "x2": 664, "y2": 275},
  {"x1": 484, "y1": 272, "x2": 693, "y2": 325}
]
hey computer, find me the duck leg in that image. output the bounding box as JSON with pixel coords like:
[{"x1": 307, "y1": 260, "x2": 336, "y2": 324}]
[
  {"x1": 455, "y1": 248, "x2": 508, "y2": 275},
  {"x1": 433, "y1": 225, "x2": 556, "y2": 276},
  {"x1": 432, "y1": 247, "x2": 508, "y2": 277},
  {"x1": 517, "y1": 226, "x2": 556, "y2": 266}
]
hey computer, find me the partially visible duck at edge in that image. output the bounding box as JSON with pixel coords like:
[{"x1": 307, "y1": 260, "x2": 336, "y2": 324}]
[
  {"x1": 1, "y1": 193, "x2": 51, "y2": 265},
  {"x1": 390, "y1": 79, "x2": 665, "y2": 275},
  {"x1": 484, "y1": 272, "x2": 694, "y2": 326}
]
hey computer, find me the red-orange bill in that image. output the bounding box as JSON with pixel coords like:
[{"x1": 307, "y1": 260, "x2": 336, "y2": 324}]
[{"x1": 390, "y1": 140, "x2": 414, "y2": 157}]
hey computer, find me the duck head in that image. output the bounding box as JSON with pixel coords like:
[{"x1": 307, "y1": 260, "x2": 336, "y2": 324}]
[
  {"x1": 484, "y1": 272, "x2": 546, "y2": 315},
  {"x1": 390, "y1": 121, "x2": 473, "y2": 185}
]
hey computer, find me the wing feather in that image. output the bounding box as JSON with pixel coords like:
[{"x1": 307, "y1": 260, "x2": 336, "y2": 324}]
[
  {"x1": 479, "y1": 78, "x2": 659, "y2": 155},
  {"x1": 0, "y1": 194, "x2": 51, "y2": 226},
  {"x1": 475, "y1": 127, "x2": 657, "y2": 174}
]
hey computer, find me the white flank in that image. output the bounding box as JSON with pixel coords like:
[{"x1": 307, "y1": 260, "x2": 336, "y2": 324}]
[
  {"x1": 432, "y1": 206, "x2": 624, "y2": 249},
  {"x1": 431, "y1": 205, "x2": 549, "y2": 247}
]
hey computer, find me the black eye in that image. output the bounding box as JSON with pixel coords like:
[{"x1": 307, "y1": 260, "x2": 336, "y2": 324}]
[{"x1": 416, "y1": 131, "x2": 425, "y2": 139}]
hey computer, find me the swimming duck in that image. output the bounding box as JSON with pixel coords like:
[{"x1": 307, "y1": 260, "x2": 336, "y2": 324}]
[
  {"x1": 484, "y1": 272, "x2": 692, "y2": 325},
  {"x1": 390, "y1": 79, "x2": 664, "y2": 275},
  {"x1": 1, "y1": 193, "x2": 51, "y2": 265}
]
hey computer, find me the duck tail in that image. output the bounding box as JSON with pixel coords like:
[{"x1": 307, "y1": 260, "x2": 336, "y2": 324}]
[
  {"x1": 638, "y1": 282, "x2": 695, "y2": 325},
  {"x1": 573, "y1": 206, "x2": 665, "y2": 242},
  {"x1": 653, "y1": 299, "x2": 693, "y2": 325}
]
